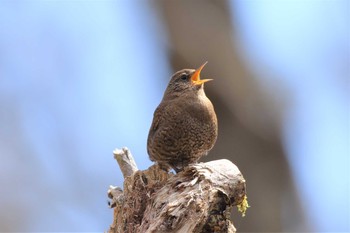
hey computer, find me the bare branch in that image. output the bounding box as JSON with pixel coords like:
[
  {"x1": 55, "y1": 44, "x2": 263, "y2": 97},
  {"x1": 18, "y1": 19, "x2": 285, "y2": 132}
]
[{"x1": 113, "y1": 147, "x2": 138, "y2": 178}]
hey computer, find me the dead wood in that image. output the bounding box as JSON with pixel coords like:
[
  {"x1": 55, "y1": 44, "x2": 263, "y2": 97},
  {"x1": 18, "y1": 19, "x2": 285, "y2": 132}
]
[{"x1": 108, "y1": 147, "x2": 247, "y2": 233}]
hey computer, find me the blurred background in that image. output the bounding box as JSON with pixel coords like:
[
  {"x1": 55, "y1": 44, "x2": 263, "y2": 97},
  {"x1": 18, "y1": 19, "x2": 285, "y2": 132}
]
[{"x1": 0, "y1": 0, "x2": 348, "y2": 232}]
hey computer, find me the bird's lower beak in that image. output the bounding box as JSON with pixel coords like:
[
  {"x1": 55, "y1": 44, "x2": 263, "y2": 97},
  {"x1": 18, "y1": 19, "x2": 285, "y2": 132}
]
[{"x1": 191, "y1": 62, "x2": 213, "y2": 85}]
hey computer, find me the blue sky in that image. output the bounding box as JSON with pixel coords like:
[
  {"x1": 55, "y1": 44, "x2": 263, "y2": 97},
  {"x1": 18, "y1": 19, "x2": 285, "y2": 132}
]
[{"x1": 0, "y1": 0, "x2": 348, "y2": 231}]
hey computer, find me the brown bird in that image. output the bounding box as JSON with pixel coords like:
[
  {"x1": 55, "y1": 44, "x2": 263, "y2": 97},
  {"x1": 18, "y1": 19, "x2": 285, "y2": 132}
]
[{"x1": 147, "y1": 62, "x2": 218, "y2": 172}]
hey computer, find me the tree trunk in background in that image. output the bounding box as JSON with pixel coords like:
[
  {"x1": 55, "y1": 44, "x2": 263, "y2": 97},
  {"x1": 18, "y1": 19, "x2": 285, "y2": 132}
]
[{"x1": 153, "y1": 0, "x2": 309, "y2": 231}]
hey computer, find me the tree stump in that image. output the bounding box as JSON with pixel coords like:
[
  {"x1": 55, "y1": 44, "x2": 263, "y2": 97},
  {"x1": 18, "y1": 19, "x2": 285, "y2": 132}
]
[{"x1": 107, "y1": 147, "x2": 247, "y2": 233}]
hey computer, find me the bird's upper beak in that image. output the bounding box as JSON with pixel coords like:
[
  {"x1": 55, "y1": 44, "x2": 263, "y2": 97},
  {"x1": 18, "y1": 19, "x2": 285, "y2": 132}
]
[{"x1": 191, "y1": 62, "x2": 213, "y2": 85}]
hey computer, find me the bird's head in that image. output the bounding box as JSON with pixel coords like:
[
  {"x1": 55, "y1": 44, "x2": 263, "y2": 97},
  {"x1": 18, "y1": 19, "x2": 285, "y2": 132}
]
[{"x1": 163, "y1": 62, "x2": 212, "y2": 100}]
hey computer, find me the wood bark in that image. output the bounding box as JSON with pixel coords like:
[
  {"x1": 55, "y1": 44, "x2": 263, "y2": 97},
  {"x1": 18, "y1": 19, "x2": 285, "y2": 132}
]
[{"x1": 108, "y1": 148, "x2": 247, "y2": 233}]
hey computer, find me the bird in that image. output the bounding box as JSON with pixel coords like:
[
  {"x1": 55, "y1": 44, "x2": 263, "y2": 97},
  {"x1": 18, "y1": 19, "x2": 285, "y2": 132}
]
[{"x1": 147, "y1": 62, "x2": 218, "y2": 172}]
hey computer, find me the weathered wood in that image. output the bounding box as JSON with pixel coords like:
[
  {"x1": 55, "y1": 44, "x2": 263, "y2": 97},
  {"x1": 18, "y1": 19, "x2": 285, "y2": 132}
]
[
  {"x1": 113, "y1": 147, "x2": 138, "y2": 178},
  {"x1": 108, "y1": 148, "x2": 247, "y2": 233}
]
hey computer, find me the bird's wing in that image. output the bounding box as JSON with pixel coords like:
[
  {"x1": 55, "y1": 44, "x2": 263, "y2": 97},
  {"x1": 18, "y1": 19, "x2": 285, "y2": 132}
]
[{"x1": 148, "y1": 102, "x2": 167, "y2": 141}]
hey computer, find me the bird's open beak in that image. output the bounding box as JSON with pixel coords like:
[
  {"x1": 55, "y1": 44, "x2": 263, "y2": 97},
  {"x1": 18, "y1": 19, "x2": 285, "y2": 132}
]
[{"x1": 191, "y1": 62, "x2": 213, "y2": 85}]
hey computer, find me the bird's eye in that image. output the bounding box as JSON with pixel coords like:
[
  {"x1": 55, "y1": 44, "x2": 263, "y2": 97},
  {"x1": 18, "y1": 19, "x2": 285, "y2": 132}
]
[{"x1": 180, "y1": 74, "x2": 187, "y2": 80}]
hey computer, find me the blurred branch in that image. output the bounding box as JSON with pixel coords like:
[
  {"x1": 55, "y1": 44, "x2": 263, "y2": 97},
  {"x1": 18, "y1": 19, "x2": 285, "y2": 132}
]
[{"x1": 107, "y1": 148, "x2": 247, "y2": 233}]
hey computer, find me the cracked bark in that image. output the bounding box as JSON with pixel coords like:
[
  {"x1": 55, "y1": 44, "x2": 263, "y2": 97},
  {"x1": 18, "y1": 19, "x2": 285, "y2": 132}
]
[{"x1": 107, "y1": 147, "x2": 247, "y2": 233}]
